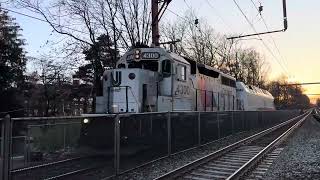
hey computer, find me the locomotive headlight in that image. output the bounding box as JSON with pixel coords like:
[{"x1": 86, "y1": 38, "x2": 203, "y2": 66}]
[
  {"x1": 83, "y1": 118, "x2": 90, "y2": 124},
  {"x1": 134, "y1": 49, "x2": 141, "y2": 60}
]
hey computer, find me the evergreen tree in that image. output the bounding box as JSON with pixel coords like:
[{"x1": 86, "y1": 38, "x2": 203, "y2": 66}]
[
  {"x1": 0, "y1": 6, "x2": 27, "y2": 117},
  {"x1": 74, "y1": 34, "x2": 119, "y2": 112}
]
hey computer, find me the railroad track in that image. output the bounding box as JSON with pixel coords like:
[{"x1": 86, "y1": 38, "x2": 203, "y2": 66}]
[
  {"x1": 155, "y1": 110, "x2": 311, "y2": 180},
  {"x1": 11, "y1": 155, "x2": 109, "y2": 180}
]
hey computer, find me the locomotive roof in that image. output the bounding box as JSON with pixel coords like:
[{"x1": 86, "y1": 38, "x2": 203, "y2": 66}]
[
  {"x1": 168, "y1": 52, "x2": 191, "y2": 65},
  {"x1": 118, "y1": 47, "x2": 235, "y2": 80}
]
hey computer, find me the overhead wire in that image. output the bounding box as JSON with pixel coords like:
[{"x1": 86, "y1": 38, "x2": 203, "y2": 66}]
[
  {"x1": 232, "y1": 0, "x2": 290, "y2": 76},
  {"x1": 166, "y1": 8, "x2": 190, "y2": 22},
  {"x1": 183, "y1": 0, "x2": 192, "y2": 10},
  {"x1": 250, "y1": 0, "x2": 290, "y2": 74},
  {"x1": 0, "y1": 7, "x2": 89, "y2": 35},
  {"x1": 204, "y1": 0, "x2": 235, "y2": 34}
]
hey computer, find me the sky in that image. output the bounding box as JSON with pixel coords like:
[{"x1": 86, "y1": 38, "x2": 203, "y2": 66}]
[{"x1": 2, "y1": 0, "x2": 320, "y2": 103}]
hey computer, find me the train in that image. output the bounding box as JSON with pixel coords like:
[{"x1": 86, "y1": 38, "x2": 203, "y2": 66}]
[{"x1": 95, "y1": 46, "x2": 275, "y2": 114}]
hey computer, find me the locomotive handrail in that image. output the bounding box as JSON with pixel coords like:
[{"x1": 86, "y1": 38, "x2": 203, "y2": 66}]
[{"x1": 128, "y1": 87, "x2": 141, "y2": 112}]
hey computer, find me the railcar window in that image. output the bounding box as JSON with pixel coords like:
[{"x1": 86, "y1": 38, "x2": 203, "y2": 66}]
[
  {"x1": 162, "y1": 60, "x2": 171, "y2": 77},
  {"x1": 221, "y1": 76, "x2": 236, "y2": 88},
  {"x1": 230, "y1": 80, "x2": 236, "y2": 87},
  {"x1": 221, "y1": 76, "x2": 228, "y2": 85}
]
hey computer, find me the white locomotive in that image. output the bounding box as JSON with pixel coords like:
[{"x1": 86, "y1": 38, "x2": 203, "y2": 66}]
[{"x1": 96, "y1": 47, "x2": 275, "y2": 113}]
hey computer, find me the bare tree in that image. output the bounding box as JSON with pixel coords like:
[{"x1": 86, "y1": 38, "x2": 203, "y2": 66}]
[
  {"x1": 14, "y1": 0, "x2": 152, "y2": 111},
  {"x1": 161, "y1": 11, "x2": 269, "y2": 87},
  {"x1": 28, "y1": 56, "x2": 71, "y2": 116},
  {"x1": 14, "y1": 0, "x2": 151, "y2": 47}
]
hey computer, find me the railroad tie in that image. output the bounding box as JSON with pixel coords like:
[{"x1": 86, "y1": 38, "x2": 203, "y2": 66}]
[{"x1": 245, "y1": 148, "x2": 284, "y2": 180}]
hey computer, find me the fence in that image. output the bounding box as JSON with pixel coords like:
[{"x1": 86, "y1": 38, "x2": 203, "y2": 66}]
[{"x1": 0, "y1": 110, "x2": 299, "y2": 180}]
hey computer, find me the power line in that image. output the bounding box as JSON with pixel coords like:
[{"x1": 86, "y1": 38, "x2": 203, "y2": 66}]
[
  {"x1": 232, "y1": 0, "x2": 290, "y2": 76},
  {"x1": 250, "y1": 0, "x2": 290, "y2": 73},
  {"x1": 0, "y1": 7, "x2": 89, "y2": 35},
  {"x1": 183, "y1": 0, "x2": 192, "y2": 10},
  {"x1": 204, "y1": 0, "x2": 234, "y2": 34},
  {"x1": 166, "y1": 8, "x2": 190, "y2": 22}
]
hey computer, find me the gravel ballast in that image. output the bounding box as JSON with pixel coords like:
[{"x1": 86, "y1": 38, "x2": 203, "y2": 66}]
[
  {"x1": 112, "y1": 129, "x2": 263, "y2": 180},
  {"x1": 263, "y1": 115, "x2": 320, "y2": 179}
]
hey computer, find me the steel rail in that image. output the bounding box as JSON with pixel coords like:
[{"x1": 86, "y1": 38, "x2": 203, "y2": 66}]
[
  {"x1": 226, "y1": 110, "x2": 311, "y2": 179},
  {"x1": 154, "y1": 111, "x2": 310, "y2": 180},
  {"x1": 12, "y1": 156, "x2": 108, "y2": 180},
  {"x1": 11, "y1": 155, "x2": 100, "y2": 173},
  {"x1": 43, "y1": 164, "x2": 106, "y2": 180}
]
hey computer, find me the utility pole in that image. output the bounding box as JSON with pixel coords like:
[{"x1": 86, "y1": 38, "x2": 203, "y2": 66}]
[
  {"x1": 152, "y1": 0, "x2": 160, "y2": 46},
  {"x1": 151, "y1": 0, "x2": 172, "y2": 46}
]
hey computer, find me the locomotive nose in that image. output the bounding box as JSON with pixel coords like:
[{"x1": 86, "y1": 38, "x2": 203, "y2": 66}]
[
  {"x1": 101, "y1": 68, "x2": 158, "y2": 114},
  {"x1": 107, "y1": 70, "x2": 137, "y2": 113}
]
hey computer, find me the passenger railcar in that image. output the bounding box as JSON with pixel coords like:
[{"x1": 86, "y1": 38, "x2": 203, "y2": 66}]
[{"x1": 236, "y1": 82, "x2": 275, "y2": 111}]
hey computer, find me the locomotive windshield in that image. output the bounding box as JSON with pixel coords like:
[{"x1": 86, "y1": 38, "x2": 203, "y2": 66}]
[{"x1": 128, "y1": 60, "x2": 159, "y2": 72}]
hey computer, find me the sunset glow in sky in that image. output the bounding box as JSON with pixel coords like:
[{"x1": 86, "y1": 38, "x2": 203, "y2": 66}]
[{"x1": 2, "y1": 0, "x2": 320, "y2": 103}]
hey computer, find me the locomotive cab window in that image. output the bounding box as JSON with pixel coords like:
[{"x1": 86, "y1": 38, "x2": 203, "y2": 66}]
[
  {"x1": 161, "y1": 60, "x2": 171, "y2": 77},
  {"x1": 118, "y1": 64, "x2": 126, "y2": 68},
  {"x1": 143, "y1": 61, "x2": 158, "y2": 71}
]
